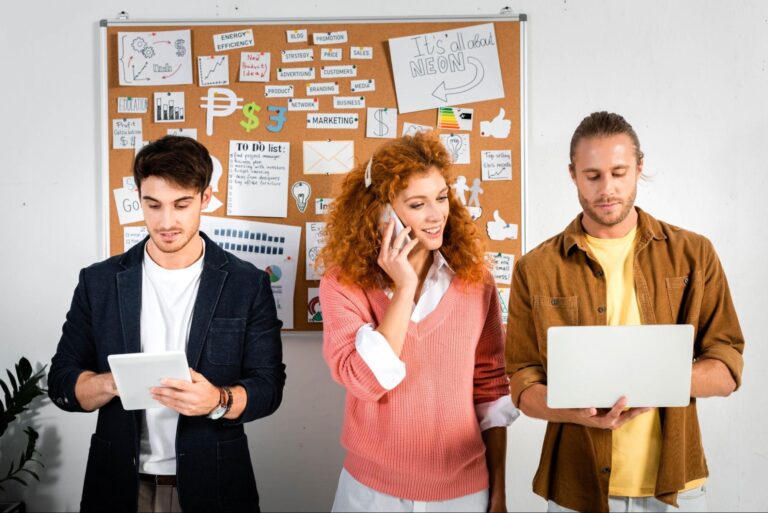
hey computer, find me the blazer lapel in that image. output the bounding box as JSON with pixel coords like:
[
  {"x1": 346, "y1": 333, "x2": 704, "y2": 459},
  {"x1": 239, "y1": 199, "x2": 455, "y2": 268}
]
[
  {"x1": 116, "y1": 241, "x2": 145, "y2": 354},
  {"x1": 187, "y1": 233, "x2": 229, "y2": 369}
]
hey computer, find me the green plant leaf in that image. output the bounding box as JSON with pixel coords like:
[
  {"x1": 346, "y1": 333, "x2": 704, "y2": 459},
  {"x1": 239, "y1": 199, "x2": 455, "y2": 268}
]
[
  {"x1": 6, "y1": 370, "x2": 18, "y2": 394},
  {"x1": 7, "y1": 476, "x2": 28, "y2": 486},
  {"x1": 0, "y1": 377, "x2": 11, "y2": 409},
  {"x1": 19, "y1": 468, "x2": 39, "y2": 481},
  {"x1": 18, "y1": 358, "x2": 32, "y2": 382}
]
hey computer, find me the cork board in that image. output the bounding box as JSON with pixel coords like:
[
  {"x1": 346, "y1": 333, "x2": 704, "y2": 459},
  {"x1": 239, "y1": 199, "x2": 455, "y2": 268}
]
[{"x1": 101, "y1": 16, "x2": 526, "y2": 331}]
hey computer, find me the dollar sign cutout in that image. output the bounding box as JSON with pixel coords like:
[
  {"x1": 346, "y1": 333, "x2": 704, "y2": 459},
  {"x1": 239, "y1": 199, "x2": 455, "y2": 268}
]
[
  {"x1": 240, "y1": 102, "x2": 261, "y2": 132},
  {"x1": 373, "y1": 109, "x2": 389, "y2": 137}
]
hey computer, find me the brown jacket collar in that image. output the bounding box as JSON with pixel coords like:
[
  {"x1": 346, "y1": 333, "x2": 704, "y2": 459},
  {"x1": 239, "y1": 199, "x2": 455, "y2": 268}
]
[{"x1": 562, "y1": 206, "x2": 667, "y2": 257}]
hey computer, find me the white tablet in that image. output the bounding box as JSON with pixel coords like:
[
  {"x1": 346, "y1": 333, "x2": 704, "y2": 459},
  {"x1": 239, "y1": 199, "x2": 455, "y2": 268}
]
[
  {"x1": 108, "y1": 351, "x2": 192, "y2": 410},
  {"x1": 546, "y1": 324, "x2": 694, "y2": 409}
]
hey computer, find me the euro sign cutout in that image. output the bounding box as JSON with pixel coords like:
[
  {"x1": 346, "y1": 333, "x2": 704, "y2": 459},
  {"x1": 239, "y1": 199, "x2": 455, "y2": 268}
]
[{"x1": 200, "y1": 88, "x2": 243, "y2": 136}]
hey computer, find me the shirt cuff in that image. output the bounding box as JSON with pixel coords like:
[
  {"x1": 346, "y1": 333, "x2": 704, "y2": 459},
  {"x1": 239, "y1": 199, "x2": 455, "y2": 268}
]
[
  {"x1": 475, "y1": 395, "x2": 519, "y2": 431},
  {"x1": 355, "y1": 324, "x2": 406, "y2": 391}
]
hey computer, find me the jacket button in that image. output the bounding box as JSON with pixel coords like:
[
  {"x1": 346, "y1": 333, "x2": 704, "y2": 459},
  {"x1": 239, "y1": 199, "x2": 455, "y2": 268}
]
[
  {"x1": 683, "y1": 277, "x2": 689, "y2": 285},
  {"x1": 596, "y1": 270, "x2": 604, "y2": 278},
  {"x1": 601, "y1": 466, "x2": 611, "y2": 474},
  {"x1": 597, "y1": 306, "x2": 606, "y2": 314}
]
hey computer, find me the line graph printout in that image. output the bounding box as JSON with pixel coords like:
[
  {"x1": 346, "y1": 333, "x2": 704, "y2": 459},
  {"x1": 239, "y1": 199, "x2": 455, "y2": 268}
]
[
  {"x1": 200, "y1": 216, "x2": 300, "y2": 329},
  {"x1": 118, "y1": 30, "x2": 193, "y2": 86},
  {"x1": 388, "y1": 23, "x2": 504, "y2": 113},
  {"x1": 198, "y1": 55, "x2": 230, "y2": 86}
]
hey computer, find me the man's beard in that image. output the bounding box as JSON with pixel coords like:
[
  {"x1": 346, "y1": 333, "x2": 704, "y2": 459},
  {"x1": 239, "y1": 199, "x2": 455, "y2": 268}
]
[{"x1": 579, "y1": 187, "x2": 637, "y2": 228}]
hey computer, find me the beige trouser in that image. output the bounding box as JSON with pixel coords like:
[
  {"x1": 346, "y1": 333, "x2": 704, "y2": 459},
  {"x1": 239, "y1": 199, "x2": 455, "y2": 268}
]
[{"x1": 138, "y1": 481, "x2": 181, "y2": 513}]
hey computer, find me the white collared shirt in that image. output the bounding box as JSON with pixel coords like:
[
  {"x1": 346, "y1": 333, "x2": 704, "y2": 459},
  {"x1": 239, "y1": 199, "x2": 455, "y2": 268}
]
[{"x1": 354, "y1": 250, "x2": 517, "y2": 429}]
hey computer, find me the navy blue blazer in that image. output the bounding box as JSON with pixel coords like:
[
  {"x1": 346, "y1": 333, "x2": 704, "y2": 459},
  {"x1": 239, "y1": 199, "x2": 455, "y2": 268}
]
[{"x1": 49, "y1": 232, "x2": 285, "y2": 512}]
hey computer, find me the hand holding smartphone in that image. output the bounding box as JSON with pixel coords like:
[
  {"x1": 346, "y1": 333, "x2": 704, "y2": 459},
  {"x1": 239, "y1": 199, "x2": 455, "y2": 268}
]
[{"x1": 380, "y1": 204, "x2": 411, "y2": 244}]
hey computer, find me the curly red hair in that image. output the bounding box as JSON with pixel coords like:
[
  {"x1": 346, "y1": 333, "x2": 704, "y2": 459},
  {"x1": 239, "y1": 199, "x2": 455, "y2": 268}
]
[{"x1": 318, "y1": 131, "x2": 487, "y2": 290}]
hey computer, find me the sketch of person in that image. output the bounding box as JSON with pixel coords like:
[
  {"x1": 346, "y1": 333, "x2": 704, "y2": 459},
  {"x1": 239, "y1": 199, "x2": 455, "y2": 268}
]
[
  {"x1": 469, "y1": 178, "x2": 484, "y2": 208},
  {"x1": 452, "y1": 176, "x2": 470, "y2": 205}
]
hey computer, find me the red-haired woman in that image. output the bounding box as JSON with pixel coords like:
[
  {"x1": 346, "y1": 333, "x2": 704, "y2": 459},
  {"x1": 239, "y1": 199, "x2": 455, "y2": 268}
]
[{"x1": 318, "y1": 131, "x2": 518, "y2": 512}]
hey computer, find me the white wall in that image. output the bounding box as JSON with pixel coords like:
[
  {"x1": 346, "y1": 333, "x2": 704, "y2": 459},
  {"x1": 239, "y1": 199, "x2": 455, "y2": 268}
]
[{"x1": 0, "y1": 1, "x2": 765, "y2": 511}]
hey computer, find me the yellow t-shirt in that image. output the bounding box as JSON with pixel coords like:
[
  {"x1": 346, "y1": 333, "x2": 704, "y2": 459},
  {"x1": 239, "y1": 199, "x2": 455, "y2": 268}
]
[{"x1": 585, "y1": 227, "x2": 704, "y2": 497}]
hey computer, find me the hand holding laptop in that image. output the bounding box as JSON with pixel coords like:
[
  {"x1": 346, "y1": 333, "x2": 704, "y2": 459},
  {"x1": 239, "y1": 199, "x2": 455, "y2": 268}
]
[{"x1": 569, "y1": 396, "x2": 652, "y2": 431}]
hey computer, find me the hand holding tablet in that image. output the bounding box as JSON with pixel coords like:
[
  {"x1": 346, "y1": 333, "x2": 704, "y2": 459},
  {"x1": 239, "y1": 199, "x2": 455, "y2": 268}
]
[{"x1": 108, "y1": 351, "x2": 191, "y2": 410}]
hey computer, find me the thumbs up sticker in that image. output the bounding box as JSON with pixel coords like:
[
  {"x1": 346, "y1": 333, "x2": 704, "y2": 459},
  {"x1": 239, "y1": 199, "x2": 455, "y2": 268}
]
[
  {"x1": 480, "y1": 108, "x2": 512, "y2": 138},
  {"x1": 486, "y1": 210, "x2": 518, "y2": 241}
]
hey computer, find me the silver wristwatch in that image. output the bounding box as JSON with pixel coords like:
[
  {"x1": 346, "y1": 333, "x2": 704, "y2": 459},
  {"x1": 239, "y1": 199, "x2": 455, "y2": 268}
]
[{"x1": 207, "y1": 386, "x2": 232, "y2": 420}]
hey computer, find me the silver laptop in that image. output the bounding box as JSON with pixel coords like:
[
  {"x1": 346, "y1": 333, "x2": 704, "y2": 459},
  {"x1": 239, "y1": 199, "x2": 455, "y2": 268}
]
[{"x1": 546, "y1": 325, "x2": 694, "y2": 408}]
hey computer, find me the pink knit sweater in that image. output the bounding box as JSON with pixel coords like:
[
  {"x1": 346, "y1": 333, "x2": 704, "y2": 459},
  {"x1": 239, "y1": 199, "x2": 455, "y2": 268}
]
[{"x1": 320, "y1": 267, "x2": 509, "y2": 501}]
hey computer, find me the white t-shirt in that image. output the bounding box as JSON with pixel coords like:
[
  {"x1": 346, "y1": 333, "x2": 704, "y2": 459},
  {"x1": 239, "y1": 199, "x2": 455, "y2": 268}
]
[{"x1": 138, "y1": 240, "x2": 204, "y2": 475}]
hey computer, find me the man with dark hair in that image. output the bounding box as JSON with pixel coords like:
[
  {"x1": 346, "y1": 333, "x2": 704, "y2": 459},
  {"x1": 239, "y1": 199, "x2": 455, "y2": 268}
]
[
  {"x1": 49, "y1": 136, "x2": 285, "y2": 513},
  {"x1": 506, "y1": 112, "x2": 744, "y2": 512}
]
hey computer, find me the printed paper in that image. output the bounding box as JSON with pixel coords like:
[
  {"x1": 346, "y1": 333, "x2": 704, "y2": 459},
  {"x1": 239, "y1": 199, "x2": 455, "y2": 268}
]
[
  {"x1": 367, "y1": 108, "x2": 397, "y2": 139},
  {"x1": 497, "y1": 287, "x2": 511, "y2": 325},
  {"x1": 113, "y1": 119, "x2": 142, "y2": 149},
  {"x1": 154, "y1": 92, "x2": 185, "y2": 122},
  {"x1": 200, "y1": 216, "x2": 300, "y2": 329},
  {"x1": 282, "y1": 49, "x2": 314, "y2": 63},
  {"x1": 486, "y1": 252, "x2": 514, "y2": 285},
  {"x1": 287, "y1": 29, "x2": 308, "y2": 43},
  {"x1": 113, "y1": 187, "x2": 144, "y2": 225},
  {"x1": 288, "y1": 98, "x2": 320, "y2": 111},
  {"x1": 264, "y1": 85, "x2": 294, "y2": 98},
  {"x1": 228, "y1": 140, "x2": 290, "y2": 218},
  {"x1": 389, "y1": 23, "x2": 505, "y2": 113},
  {"x1": 307, "y1": 288, "x2": 323, "y2": 323},
  {"x1": 124, "y1": 226, "x2": 148, "y2": 252},
  {"x1": 213, "y1": 29, "x2": 254, "y2": 52},
  {"x1": 313, "y1": 31, "x2": 348, "y2": 45},
  {"x1": 321, "y1": 48, "x2": 342, "y2": 61},
  {"x1": 402, "y1": 122, "x2": 433, "y2": 137},
  {"x1": 306, "y1": 222, "x2": 327, "y2": 280},
  {"x1": 303, "y1": 141, "x2": 354, "y2": 174},
  {"x1": 117, "y1": 97, "x2": 148, "y2": 114},
  {"x1": 198, "y1": 55, "x2": 229, "y2": 86},
  {"x1": 333, "y1": 96, "x2": 365, "y2": 109},
  {"x1": 118, "y1": 30, "x2": 193, "y2": 86},
  {"x1": 239, "y1": 52, "x2": 271, "y2": 82},
  {"x1": 320, "y1": 65, "x2": 357, "y2": 79},
  {"x1": 440, "y1": 133, "x2": 470, "y2": 164},
  {"x1": 203, "y1": 154, "x2": 225, "y2": 214},
  {"x1": 307, "y1": 82, "x2": 339, "y2": 96},
  {"x1": 315, "y1": 198, "x2": 333, "y2": 215},
  {"x1": 351, "y1": 47, "x2": 373, "y2": 60},
  {"x1": 307, "y1": 113, "x2": 358, "y2": 129},
  {"x1": 437, "y1": 107, "x2": 473, "y2": 131},
  {"x1": 167, "y1": 128, "x2": 198, "y2": 140},
  {"x1": 350, "y1": 79, "x2": 375, "y2": 93},
  {"x1": 481, "y1": 150, "x2": 512, "y2": 181},
  {"x1": 277, "y1": 67, "x2": 315, "y2": 81}
]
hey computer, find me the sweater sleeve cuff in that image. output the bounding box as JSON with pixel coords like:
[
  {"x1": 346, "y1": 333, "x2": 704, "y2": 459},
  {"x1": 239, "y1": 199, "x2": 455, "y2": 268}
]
[
  {"x1": 475, "y1": 395, "x2": 519, "y2": 430},
  {"x1": 355, "y1": 324, "x2": 406, "y2": 391}
]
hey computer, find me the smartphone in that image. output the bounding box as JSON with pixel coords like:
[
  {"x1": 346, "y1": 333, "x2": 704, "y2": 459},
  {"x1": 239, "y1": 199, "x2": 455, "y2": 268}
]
[{"x1": 380, "y1": 204, "x2": 411, "y2": 243}]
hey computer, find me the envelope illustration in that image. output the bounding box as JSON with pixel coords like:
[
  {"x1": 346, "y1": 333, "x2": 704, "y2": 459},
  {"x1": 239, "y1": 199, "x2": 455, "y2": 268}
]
[{"x1": 303, "y1": 140, "x2": 355, "y2": 174}]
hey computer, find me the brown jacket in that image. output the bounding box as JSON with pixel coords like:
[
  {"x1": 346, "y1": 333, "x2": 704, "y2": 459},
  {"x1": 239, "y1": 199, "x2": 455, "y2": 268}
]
[{"x1": 506, "y1": 208, "x2": 744, "y2": 512}]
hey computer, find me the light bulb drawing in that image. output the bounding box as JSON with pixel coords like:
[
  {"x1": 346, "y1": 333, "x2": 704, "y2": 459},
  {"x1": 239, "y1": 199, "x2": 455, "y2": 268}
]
[
  {"x1": 446, "y1": 134, "x2": 463, "y2": 162},
  {"x1": 291, "y1": 181, "x2": 312, "y2": 213}
]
